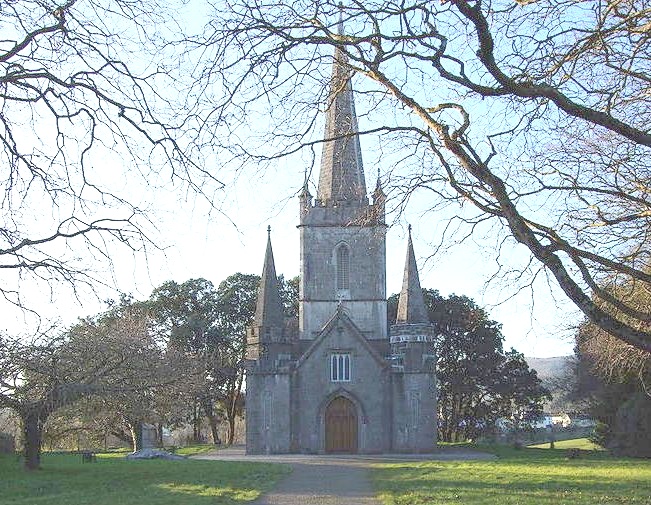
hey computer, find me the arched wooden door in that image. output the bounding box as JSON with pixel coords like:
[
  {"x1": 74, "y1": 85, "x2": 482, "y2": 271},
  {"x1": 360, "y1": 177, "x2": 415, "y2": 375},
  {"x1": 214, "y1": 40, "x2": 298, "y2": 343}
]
[{"x1": 325, "y1": 396, "x2": 358, "y2": 453}]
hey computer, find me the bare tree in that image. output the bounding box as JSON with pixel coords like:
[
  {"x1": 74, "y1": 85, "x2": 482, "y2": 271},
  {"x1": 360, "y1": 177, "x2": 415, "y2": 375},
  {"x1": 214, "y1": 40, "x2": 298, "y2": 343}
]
[
  {"x1": 0, "y1": 329, "x2": 120, "y2": 470},
  {"x1": 0, "y1": 300, "x2": 182, "y2": 470},
  {"x1": 1, "y1": 0, "x2": 218, "y2": 312},
  {"x1": 576, "y1": 274, "x2": 651, "y2": 454},
  {"x1": 66, "y1": 299, "x2": 199, "y2": 452},
  {"x1": 189, "y1": 0, "x2": 651, "y2": 351},
  {"x1": 578, "y1": 276, "x2": 651, "y2": 393}
]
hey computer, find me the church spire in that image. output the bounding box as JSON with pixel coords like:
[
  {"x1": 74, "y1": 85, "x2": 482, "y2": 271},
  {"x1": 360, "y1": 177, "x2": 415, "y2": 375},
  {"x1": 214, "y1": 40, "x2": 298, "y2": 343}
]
[
  {"x1": 253, "y1": 226, "x2": 285, "y2": 329},
  {"x1": 396, "y1": 225, "x2": 429, "y2": 324},
  {"x1": 317, "y1": 12, "x2": 367, "y2": 205}
]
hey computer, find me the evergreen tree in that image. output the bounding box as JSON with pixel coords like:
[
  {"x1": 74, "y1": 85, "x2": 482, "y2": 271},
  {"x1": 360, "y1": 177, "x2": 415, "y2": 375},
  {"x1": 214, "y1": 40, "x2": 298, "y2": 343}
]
[{"x1": 389, "y1": 290, "x2": 549, "y2": 441}]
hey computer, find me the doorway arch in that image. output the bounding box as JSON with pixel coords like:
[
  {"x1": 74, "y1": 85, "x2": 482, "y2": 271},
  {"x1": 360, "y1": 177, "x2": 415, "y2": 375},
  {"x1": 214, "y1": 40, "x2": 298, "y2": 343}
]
[{"x1": 325, "y1": 396, "x2": 358, "y2": 453}]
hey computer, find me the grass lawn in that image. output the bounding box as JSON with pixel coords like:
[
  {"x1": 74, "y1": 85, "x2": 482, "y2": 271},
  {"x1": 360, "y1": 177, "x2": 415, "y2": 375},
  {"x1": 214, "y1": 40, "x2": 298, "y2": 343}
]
[
  {"x1": 0, "y1": 451, "x2": 289, "y2": 505},
  {"x1": 174, "y1": 444, "x2": 222, "y2": 456},
  {"x1": 528, "y1": 438, "x2": 604, "y2": 451},
  {"x1": 372, "y1": 445, "x2": 651, "y2": 505}
]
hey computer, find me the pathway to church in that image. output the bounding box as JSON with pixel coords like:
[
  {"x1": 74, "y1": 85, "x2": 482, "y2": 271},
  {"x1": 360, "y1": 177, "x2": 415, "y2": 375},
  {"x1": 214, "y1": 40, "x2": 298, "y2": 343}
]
[{"x1": 194, "y1": 446, "x2": 495, "y2": 505}]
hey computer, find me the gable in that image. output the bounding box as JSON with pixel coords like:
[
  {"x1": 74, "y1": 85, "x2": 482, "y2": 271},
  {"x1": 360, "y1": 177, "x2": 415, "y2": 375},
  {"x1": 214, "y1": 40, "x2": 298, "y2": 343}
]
[{"x1": 296, "y1": 306, "x2": 388, "y2": 370}]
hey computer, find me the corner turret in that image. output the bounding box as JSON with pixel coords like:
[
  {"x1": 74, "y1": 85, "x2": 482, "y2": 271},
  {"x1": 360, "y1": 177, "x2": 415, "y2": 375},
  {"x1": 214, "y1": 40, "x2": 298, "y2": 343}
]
[
  {"x1": 390, "y1": 226, "x2": 436, "y2": 373},
  {"x1": 246, "y1": 227, "x2": 293, "y2": 368},
  {"x1": 389, "y1": 226, "x2": 437, "y2": 453}
]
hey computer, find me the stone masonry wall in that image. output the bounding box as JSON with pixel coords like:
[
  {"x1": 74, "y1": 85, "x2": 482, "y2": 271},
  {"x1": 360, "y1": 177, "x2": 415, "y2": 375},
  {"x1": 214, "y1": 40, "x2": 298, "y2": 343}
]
[
  {"x1": 391, "y1": 371, "x2": 437, "y2": 452},
  {"x1": 294, "y1": 319, "x2": 391, "y2": 453},
  {"x1": 245, "y1": 369, "x2": 291, "y2": 454},
  {"x1": 299, "y1": 224, "x2": 387, "y2": 340}
]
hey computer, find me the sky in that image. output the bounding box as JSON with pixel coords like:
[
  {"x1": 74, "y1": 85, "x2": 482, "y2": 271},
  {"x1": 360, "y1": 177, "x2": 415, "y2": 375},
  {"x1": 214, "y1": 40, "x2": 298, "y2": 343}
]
[
  {"x1": 0, "y1": 0, "x2": 581, "y2": 358},
  {"x1": 2, "y1": 143, "x2": 578, "y2": 358}
]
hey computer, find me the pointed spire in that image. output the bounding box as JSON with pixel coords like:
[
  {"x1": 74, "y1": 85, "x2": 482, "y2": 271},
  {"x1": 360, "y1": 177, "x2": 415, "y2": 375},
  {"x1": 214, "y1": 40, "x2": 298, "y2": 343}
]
[
  {"x1": 254, "y1": 226, "x2": 285, "y2": 329},
  {"x1": 396, "y1": 225, "x2": 429, "y2": 324},
  {"x1": 317, "y1": 8, "x2": 367, "y2": 205},
  {"x1": 337, "y1": 2, "x2": 344, "y2": 35},
  {"x1": 299, "y1": 169, "x2": 312, "y2": 199},
  {"x1": 373, "y1": 167, "x2": 384, "y2": 198}
]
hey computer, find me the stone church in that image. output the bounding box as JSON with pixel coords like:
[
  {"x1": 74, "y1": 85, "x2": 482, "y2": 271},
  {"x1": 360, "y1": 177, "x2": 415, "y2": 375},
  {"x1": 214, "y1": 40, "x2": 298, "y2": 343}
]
[{"x1": 245, "y1": 39, "x2": 437, "y2": 454}]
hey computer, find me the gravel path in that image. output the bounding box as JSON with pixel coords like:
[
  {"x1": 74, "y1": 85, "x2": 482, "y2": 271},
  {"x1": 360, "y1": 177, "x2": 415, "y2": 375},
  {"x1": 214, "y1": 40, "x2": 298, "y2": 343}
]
[
  {"x1": 194, "y1": 446, "x2": 495, "y2": 505},
  {"x1": 250, "y1": 460, "x2": 379, "y2": 505}
]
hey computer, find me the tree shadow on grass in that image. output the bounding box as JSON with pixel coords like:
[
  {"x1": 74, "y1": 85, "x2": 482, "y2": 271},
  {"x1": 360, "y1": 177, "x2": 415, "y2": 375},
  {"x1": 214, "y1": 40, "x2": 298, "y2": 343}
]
[
  {"x1": 0, "y1": 454, "x2": 290, "y2": 505},
  {"x1": 372, "y1": 451, "x2": 651, "y2": 505}
]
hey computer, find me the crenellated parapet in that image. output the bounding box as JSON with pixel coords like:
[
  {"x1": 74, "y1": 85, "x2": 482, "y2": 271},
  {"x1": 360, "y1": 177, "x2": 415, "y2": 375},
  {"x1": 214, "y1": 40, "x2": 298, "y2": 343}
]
[{"x1": 299, "y1": 196, "x2": 385, "y2": 228}]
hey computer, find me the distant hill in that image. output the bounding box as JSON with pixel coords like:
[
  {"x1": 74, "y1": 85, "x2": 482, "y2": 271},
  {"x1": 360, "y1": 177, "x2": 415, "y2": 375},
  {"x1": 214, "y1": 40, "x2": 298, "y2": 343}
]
[
  {"x1": 526, "y1": 356, "x2": 573, "y2": 381},
  {"x1": 525, "y1": 356, "x2": 576, "y2": 412}
]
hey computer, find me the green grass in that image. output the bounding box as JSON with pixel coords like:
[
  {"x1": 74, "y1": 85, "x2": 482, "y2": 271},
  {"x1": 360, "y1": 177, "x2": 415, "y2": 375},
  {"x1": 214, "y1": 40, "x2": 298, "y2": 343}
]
[
  {"x1": 174, "y1": 444, "x2": 221, "y2": 456},
  {"x1": 89, "y1": 444, "x2": 221, "y2": 457},
  {"x1": 0, "y1": 451, "x2": 289, "y2": 505},
  {"x1": 528, "y1": 437, "x2": 604, "y2": 451},
  {"x1": 372, "y1": 445, "x2": 651, "y2": 505}
]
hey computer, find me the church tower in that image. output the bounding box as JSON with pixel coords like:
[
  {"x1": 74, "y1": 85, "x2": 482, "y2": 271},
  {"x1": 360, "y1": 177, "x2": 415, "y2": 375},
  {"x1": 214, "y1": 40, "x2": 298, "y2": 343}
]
[
  {"x1": 298, "y1": 22, "x2": 387, "y2": 346},
  {"x1": 245, "y1": 15, "x2": 437, "y2": 455}
]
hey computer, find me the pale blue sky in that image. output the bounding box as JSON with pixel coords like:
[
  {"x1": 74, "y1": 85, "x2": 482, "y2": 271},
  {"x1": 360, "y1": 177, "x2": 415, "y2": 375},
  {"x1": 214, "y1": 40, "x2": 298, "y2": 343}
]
[
  {"x1": 1, "y1": 0, "x2": 579, "y2": 358},
  {"x1": 2, "y1": 147, "x2": 577, "y2": 358}
]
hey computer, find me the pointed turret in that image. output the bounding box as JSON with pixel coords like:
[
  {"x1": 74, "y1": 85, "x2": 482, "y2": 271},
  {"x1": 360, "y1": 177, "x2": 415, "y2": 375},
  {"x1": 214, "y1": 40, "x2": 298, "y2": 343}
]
[
  {"x1": 390, "y1": 226, "x2": 436, "y2": 376},
  {"x1": 254, "y1": 226, "x2": 285, "y2": 329},
  {"x1": 317, "y1": 16, "x2": 367, "y2": 205},
  {"x1": 247, "y1": 226, "x2": 293, "y2": 365},
  {"x1": 299, "y1": 175, "x2": 312, "y2": 221},
  {"x1": 389, "y1": 225, "x2": 437, "y2": 453},
  {"x1": 372, "y1": 167, "x2": 385, "y2": 202},
  {"x1": 396, "y1": 225, "x2": 429, "y2": 324}
]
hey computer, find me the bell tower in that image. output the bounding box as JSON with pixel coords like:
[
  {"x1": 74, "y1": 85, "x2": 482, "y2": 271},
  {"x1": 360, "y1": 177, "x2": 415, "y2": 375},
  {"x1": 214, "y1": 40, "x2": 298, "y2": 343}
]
[{"x1": 298, "y1": 22, "x2": 387, "y2": 341}]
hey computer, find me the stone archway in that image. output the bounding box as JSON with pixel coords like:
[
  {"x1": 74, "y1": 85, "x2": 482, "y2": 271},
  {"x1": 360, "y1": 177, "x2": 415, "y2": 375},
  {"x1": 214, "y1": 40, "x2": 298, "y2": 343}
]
[{"x1": 325, "y1": 396, "x2": 358, "y2": 453}]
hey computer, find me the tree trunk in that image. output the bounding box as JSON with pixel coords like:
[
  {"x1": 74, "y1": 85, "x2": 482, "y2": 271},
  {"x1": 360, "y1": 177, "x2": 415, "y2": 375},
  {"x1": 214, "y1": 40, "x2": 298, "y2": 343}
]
[
  {"x1": 207, "y1": 414, "x2": 221, "y2": 445},
  {"x1": 22, "y1": 410, "x2": 44, "y2": 471},
  {"x1": 200, "y1": 397, "x2": 222, "y2": 445},
  {"x1": 129, "y1": 421, "x2": 143, "y2": 452},
  {"x1": 454, "y1": 394, "x2": 465, "y2": 442},
  {"x1": 227, "y1": 414, "x2": 236, "y2": 445},
  {"x1": 192, "y1": 401, "x2": 202, "y2": 443},
  {"x1": 156, "y1": 423, "x2": 164, "y2": 448},
  {"x1": 226, "y1": 369, "x2": 244, "y2": 445}
]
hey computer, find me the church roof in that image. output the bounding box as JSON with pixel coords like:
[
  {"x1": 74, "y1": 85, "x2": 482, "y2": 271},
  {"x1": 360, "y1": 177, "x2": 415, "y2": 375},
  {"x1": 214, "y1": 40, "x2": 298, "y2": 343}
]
[
  {"x1": 296, "y1": 304, "x2": 388, "y2": 369},
  {"x1": 253, "y1": 226, "x2": 285, "y2": 329},
  {"x1": 396, "y1": 226, "x2": 430, "y2": 324},
  {"x1": 317, "y1": 21, "x2": 367, "y2": 205}
]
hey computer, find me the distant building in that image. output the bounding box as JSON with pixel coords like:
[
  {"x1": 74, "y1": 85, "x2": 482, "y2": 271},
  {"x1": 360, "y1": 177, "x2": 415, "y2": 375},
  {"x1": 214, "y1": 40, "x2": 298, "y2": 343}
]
[
  {"x1": 526, "y1": 413, "x2": 572, "y2": 430},
  {"x1": 244, "y1": 22, "x2": 437, "y2": 454},
  {"x1": 569, "y1": 415, "x2": 597, "y2": 429},
  {"x1": 551, "y1": 413, "x2": 572, "y2": 428}
]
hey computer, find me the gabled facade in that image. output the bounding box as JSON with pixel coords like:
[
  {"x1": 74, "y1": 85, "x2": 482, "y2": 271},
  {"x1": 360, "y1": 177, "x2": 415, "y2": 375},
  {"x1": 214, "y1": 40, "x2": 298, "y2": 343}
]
[{"x1": 245, "y1": 34, "x2": 437, "y2": 454}]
